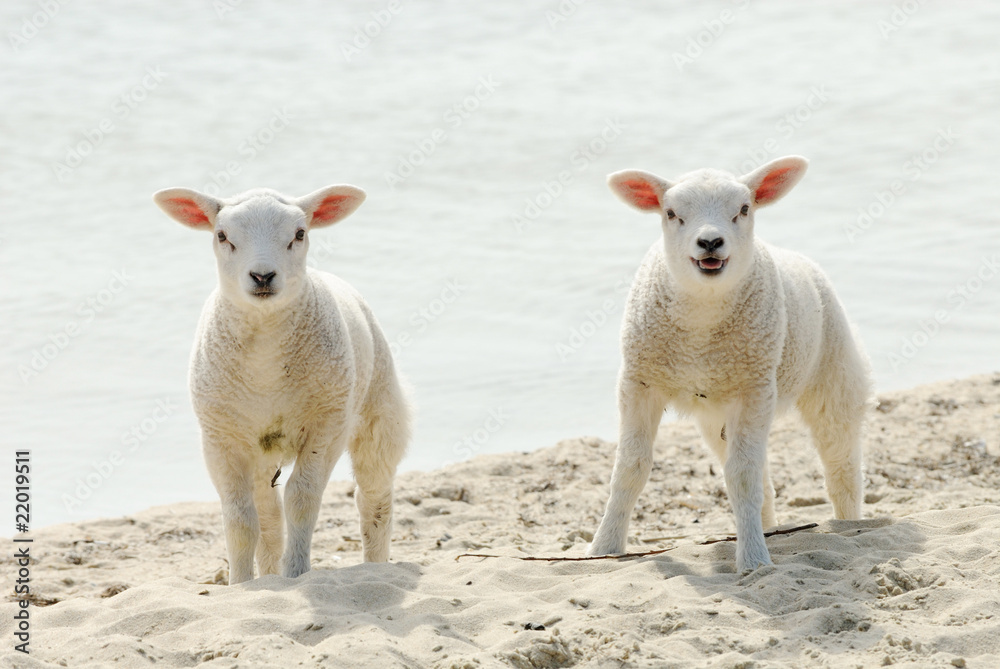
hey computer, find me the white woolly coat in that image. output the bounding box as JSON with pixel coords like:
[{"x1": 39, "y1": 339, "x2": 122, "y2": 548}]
[
  {"x1": 620, "y1": 239, "x2": 854, "y2": 417},
  {"x1": 190, "y1": 269, "x2": 396, "y2": 477}
]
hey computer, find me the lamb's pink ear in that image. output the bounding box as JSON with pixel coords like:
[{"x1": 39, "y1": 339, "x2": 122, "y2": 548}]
[
  {"x1": 739, "y1": 156, "x2": 809, "y2": 207},
  {"x1": 296, "y1": 185, "x2": 366, "y2": 229},
  {"x1": 152, "y1": 188, "x2": 222, "y2": 230},
  {"x1": 607, "y1": 170, "x2": 672, "y2": 213}
]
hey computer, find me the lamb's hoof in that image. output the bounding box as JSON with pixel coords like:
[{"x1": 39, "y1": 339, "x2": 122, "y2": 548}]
[
  {"x1": 282, "y1": 562, "x2": 310, "y2": 579},
  {"x1": 586, "y1": 542, "x2": 625, "y2": 557},
  {"x1": 736, "y1": 554, "x2": 773, "y2": 574}
]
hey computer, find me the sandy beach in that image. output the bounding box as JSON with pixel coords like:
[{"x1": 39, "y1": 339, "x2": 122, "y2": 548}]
[{"x1": 2, "y1": 373, "x2": 999, "y2": 668}]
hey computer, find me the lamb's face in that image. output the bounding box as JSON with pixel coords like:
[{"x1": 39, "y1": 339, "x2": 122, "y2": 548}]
[
  {"x1": 212, "y1": 196, "x2": 309, "y2": 307},
  {"x1": 153, "y1": 184, "x2": 367, "y2": 310},
  {"x1": 607, "y1": 156, "x2": 809, "y2": 294},
  {"x1": 658, "y1": 173, "x2": 755, "y2": 291}
]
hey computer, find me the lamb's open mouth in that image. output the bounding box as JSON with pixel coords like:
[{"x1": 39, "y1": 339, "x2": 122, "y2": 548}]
[
  {"x1": 252, "y1": 289, "x2": 276, "y2": 298},
  {"x1": 692, "y1": 256, "x2": 728, "y2": 275}
]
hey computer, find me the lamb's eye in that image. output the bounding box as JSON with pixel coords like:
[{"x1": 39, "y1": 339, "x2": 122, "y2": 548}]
[
  {"x1": 666, "y1": 209, "x2": 675, "y2": 220},
  {"x1": 217, "y1": 230, "x2": 235, "y2": 251},
  {"x1": 741, "y1": 204, "x2": 749, "y2": 216},
  {"x1": 288, "y1": 229, "x2": 306, "y2": 250}
]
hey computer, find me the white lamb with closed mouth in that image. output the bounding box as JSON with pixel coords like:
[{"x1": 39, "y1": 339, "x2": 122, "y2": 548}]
[
  {"x1": 588, "y1": 156, "x2": 871, "y2": 571},
  {"x1": 153, "y1": 184, "x2": 411, "y2": 584}
]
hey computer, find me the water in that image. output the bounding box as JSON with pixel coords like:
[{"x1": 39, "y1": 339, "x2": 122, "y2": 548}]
[{"x1": 2, "y1": 1, "x2": 998, "y2": 529}]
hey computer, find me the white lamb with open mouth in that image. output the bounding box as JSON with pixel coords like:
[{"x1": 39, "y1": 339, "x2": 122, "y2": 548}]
[
  {"x1": 588, "y1": 156, "x2": 872, "y2": 572},
  {"x1": 153, "y1": 185, "x2": 411, "y2": 584}
]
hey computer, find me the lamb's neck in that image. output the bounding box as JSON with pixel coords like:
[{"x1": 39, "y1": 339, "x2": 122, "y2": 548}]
[
  {"x1": 659, "y1": 271, "x2": 753, "y2": 332},
  {"x1": 217, "y1": 283, "x2": 317, "y2": 337}
]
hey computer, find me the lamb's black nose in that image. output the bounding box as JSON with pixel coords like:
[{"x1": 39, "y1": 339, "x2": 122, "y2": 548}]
[
  {"x1": 697, "y1": 237, "x2": 724, "y2": 253},
  {"x1": 250, "y1": 271, "x2": 276, "y2": 288}
]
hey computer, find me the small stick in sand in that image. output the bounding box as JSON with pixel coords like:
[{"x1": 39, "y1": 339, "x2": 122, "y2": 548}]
[
  {"x1": 455, "y1": 547, "x2": 677, "y2": 562},
  {"x1": 454, "y1": 523, "x2": 819, "y2": 562},
  {"x1": 698, "y1": 523, "x2": 818, "y2": 545}
]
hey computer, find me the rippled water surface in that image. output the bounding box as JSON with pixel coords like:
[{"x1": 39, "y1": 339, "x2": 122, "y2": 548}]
[{"x1": 1, "y1": 1, "x2": 998, "y2": 528}]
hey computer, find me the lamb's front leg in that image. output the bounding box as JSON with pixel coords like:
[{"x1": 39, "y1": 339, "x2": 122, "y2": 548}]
[
  {"x1": 282, "y1": 435, "x2": 346, "y2": 579},
  {"x1": 253, "y1": 465, "x2": 284, "y2": 576},
  {"x1": 696, "y1": 413, "x2": 776, "y2": 531},
  {"x1": 588, "y1": 380, "x2": 665, "y2": 556},
  {"x1": 204, "y1": 443, "x2": 258, "y2": 585},
  {"x1": 726, "y1": 388, "x2": 777, "y2": 572}
]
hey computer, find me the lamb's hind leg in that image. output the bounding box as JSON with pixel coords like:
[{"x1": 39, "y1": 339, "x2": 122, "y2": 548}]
[
  {"x1": 588, "y1": 380, "x2": 665, "y2": 556},
  {"x1": 350, "y1": 388, "x2": 410, "y2": 563},
  {"x1": 798, "y1": 299, "x2": 870, "y2": 520},
  {"x1": 798, "y1": 384, "x2": 865, "y2": 520},
  {"x1": 696, "y1": 413, "x2": 776, "y2": 531}
]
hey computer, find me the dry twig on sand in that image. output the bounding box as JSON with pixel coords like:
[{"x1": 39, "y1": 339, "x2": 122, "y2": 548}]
[{"x1": 454, "y1": 523, "x2": 819, "y2": 562}]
